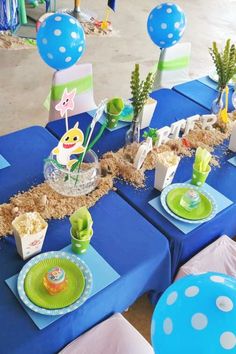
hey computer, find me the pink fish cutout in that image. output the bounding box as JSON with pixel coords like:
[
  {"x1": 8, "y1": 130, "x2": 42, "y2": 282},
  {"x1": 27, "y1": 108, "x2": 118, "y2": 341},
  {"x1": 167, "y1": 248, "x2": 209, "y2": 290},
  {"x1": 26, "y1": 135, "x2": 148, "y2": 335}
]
[{"x1": 55, "y1": 88, "x2": 76, "y2": 118}]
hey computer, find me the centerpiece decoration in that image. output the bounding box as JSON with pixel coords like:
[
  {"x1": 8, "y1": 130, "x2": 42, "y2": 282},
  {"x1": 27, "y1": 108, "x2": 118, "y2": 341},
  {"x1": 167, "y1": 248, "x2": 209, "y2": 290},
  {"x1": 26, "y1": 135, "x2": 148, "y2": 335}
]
[
  {"x1": 1, "y1": 111, "x2": 235, "y2": 238},
  {"x1": 191, "y1": 147, "x2": 212, "y2": 187},
  {"x1": 143, "y1": 127, "x2": 159, "y2": 145},
  {"x1": 70, "y1": 207, "x2": 93, "y2": 254},
  {"x1": 44, "y1": 100, "x2": 107, "y2": 196},
  {"x1": 125, "y1": 64, "x2": 156, "y2": 145},
  {"x1": 209, "y1": 39, "x2": 236, "y2": 130},
  {"x1": 133, "y1": 137, "x2": 153, "y2": 170}
]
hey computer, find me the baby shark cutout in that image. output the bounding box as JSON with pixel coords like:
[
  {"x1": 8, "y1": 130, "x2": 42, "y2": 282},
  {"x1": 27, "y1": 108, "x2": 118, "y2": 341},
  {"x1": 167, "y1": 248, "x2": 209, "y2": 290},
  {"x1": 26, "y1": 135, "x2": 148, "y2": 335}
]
[{"x1": 52, "y1": 122, "x2": 85, "y2": 169}]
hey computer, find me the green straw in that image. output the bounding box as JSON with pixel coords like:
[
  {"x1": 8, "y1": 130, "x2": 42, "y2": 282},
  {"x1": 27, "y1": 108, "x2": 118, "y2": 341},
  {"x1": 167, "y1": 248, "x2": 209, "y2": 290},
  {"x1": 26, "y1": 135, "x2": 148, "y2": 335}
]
[{"x1": 18, "y1": 0, "x2": 28, "y2": 25}]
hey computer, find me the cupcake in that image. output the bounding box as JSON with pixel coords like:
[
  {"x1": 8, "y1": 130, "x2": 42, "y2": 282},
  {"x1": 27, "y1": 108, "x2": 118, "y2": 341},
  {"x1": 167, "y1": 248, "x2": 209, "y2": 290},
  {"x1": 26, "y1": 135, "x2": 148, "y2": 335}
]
[
  {"x1": 180, "y1": 189, "x2": 201, "y2": 211},
  {"x1": 43, "y1": 266, "x2": 67, "y2": 295}
]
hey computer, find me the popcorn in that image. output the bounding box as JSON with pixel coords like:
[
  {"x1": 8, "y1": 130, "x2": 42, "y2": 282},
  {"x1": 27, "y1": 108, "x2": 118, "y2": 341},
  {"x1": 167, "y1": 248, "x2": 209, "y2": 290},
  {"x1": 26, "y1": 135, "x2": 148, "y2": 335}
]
[
  {"x1": 12, "y1": 212, "x2": 47, "y2": 237},
  {"x1": 157, "y1": 151, "x2": 180, "y2": 167}
]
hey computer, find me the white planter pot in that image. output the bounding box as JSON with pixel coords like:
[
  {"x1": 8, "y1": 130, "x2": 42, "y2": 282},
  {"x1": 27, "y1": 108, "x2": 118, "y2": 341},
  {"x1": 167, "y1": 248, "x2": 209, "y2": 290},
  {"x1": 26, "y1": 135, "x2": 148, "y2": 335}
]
[
  {"x1": 140, "y1": 98, "x2": 157, "y2": 130},
  {"x1": 12, "y1": 215, "x2": 48, "y2": 260},
  {"x1": 229, "y1": 123, "x2": 236, "y2": 152},
  {"x1": 154, "y1": 159, "x2": 180, "y2": 191}
]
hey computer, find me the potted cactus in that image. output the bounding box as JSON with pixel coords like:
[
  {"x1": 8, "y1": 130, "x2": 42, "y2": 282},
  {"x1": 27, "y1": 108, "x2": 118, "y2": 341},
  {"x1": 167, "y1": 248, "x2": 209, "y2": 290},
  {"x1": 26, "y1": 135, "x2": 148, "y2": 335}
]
[
  {"x1": 209, "y1": 39, "x2": 236, "y2": 128},
  {"x1": 143, "y1": 127, "x2": 159, "y2": 145},
  {"x1": 125, "y1": 64, "x2": 156, "y2": 144}
]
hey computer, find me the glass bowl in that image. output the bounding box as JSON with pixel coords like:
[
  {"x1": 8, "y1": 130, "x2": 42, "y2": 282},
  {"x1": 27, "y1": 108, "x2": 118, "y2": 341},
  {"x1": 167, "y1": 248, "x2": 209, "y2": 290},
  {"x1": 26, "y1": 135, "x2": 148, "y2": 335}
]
[{"x1": 44, "y1": 150, "x2": 100, "y2": 197}]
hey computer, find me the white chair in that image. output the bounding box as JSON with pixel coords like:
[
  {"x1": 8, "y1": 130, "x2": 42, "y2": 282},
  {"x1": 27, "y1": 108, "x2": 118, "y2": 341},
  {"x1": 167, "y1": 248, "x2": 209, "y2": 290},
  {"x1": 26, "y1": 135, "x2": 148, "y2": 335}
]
[
  {"x1": 153, "y1": 42, "x2": 191, "y2": 90},
  {"x1": 46, "y1": 63, "x2": 97, "y2": 122},
  {"x1": 59, "y1": 313, "x2": 154, "y2": 354},
  {"x1": 175, "y1": 235, "x2": 236, "y2": 281}
]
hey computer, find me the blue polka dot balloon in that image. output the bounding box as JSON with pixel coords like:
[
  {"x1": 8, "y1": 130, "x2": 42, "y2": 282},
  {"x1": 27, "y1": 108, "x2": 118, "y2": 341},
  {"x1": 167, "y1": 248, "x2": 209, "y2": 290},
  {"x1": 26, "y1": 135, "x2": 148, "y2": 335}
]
[
  {"x1": 147, "y1": 3, "x2": 186, "y2": 48},
  {"x1": 37, "y1": 13, "x2": 85, "y2": 70},
  {"x1": 152, "y1": 273, "x2": 236, "y2": 354}
]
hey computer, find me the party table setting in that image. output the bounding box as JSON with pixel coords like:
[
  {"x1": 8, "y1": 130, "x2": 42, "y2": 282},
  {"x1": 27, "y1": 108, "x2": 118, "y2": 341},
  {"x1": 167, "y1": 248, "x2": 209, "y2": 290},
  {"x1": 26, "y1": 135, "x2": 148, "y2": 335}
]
[{"x1": 1, "y1": 2, "x2": 236, "y2": 354}]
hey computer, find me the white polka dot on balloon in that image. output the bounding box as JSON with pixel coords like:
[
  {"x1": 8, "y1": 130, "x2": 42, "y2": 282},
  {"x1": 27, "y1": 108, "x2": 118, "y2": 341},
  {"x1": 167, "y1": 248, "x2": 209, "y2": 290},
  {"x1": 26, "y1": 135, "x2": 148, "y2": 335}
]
[
  {"x1": 42, "y1": 38, "x2": 47, "y2": 44},
  {"x1": 54, "y1": 16, "x2": 62, "y2": 21},
  {"x1": 160, "y1": 41, "x2": 165, "y2": 45},
  {"x1": 78, "y1": 46, "x2": 83, "y2": 52},
  {"x1": 172, "y1": 40, "x2": 177, "y2": 44},
  {"x1": 216, "y1": 296, "x2": 234, "y2": 312},
  {"x1": 168, "y1": 33, "x2": 173, "y2": 38},
  {"x1": 185, "y1": 286, "x2": 199, "y2": 297},
  {"x1": 210, "y1": 275, "x2": 225, "y2": 283},
  {"x1": 65, "y1": 57, "x2": 71, "y2": 63},
  {"x1": 161, "y1": 23, "x2": 167, "y2": 29},
  {"x1": 47, "y1": 53, "x2": 53, "y2": 59},
  {"x1": 69, "y1": 18, "x2": 76, "y2": 24},
  {"x1": 54, "y1": 29, "x2": 61, "y2": 36},
  {"x1": 174, "y1": 22, "x2": 180, "y2": 29},
  {"x1": 71, "y1": 32, "x2": 77, "y2": 39},
  {"x1": 163, "y1": 318, "x2": 173, "y2": 335},
  {"x1": 59, "y1": 46, "x2": 66, "y2": 53},
  {"x1": 166, "y1": 8, "x2": 172, "y2": 13},
  {"x1": 220, "y1": 332, "x2": 236, "y2": 350},
  {"x1": 167, "y1": 291, "x2": 178, "y2": 305},
  {"x1": 149, "y1": 26, "x2": 154, "y2": 32},
  {"x1": 156, "y1": 5, "x2": 162, "y2": 9},
  {"x1": 191, "y1": 313, "x2": 208, "y2": 330}
]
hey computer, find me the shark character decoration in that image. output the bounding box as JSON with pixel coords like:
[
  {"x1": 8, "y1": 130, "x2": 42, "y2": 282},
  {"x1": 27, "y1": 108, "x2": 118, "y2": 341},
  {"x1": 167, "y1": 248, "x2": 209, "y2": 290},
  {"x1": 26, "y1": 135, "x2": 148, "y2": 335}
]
[{"x1": 52, "y1": 122, "x2": 85, "y2": 169}]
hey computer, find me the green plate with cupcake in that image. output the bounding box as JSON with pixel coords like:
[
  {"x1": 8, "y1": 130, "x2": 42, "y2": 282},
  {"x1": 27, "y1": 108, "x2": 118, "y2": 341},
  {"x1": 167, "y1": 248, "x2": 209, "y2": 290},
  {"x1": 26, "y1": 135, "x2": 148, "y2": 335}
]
[{"x1": 17, "y1": 251, "x2": 92, "y2": 315}]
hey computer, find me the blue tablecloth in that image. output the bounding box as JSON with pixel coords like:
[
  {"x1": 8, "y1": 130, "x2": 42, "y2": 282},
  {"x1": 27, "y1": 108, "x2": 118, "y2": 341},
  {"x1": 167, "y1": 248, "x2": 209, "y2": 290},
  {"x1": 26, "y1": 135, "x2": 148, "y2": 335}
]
[
  {"x1": 0, "y1": 192, "x2": 170, "y2": 354},
  {"x1": 173, "y1": 79, "x2": 234, "y2": 111},
  {"x1": 46, "y1": 88, "x2": 209, "y2": 156},
  {"x1": 116, "y1": 143, "x2": 236, "y2": 276},
  {"x1": 0, "y1": 127, "x2": 171, "y2": 354},
  {"x1": 46, "y1": 88, "x2": 211, "y2": 277},
  {"x1": 0, "y1": 126, "x2": 58, "y2": 203}
]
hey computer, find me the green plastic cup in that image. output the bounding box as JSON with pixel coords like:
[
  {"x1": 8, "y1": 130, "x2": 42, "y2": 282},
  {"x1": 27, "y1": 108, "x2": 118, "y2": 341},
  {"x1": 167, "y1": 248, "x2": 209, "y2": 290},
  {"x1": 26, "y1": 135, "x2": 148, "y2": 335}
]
[
  {"x1": 70, "y1": 228, "x2": 93, "y2": 255},
  {"x1": 106, "y1": 111, "x2": 121, "y2": 129},
  {"x1": 105, "y1": 97, "x2": 124, "y2": 129},
  {"x1": 191, "y1": 165, "x2": 211, "y2": 187}
]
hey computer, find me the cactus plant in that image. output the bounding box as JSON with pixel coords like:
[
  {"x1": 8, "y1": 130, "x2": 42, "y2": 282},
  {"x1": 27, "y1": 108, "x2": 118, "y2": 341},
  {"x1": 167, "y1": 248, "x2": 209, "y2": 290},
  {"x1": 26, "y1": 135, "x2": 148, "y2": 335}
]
[
  {"x1": 126, "y1": 64, "x2": 155, "y2": 144},
  {"x1": 209, "y1": 39, "x2": 236, "y2": 90},
  {"x1": 143, "y1": 127, "x2": 159, "y2": 145},
  {"x1": 130, "y1": 64, "x2": 156, "y2": 119}
]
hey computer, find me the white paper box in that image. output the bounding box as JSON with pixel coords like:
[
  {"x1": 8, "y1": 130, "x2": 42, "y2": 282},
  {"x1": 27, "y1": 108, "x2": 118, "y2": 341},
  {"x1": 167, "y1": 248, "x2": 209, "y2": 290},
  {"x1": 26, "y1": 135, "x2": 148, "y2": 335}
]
[
  {"x1": 140, "y1": 98, "x2": 157, "y2": 130},
  {"x1": 12, "y1": 216, "x2": 48, "y2": 260},
  {"x1": 229, "y1": 124, "x2": 236, "y2": 152},
  {"x1": 154, "y1": 159, "x2": 180, "y2": 191}
]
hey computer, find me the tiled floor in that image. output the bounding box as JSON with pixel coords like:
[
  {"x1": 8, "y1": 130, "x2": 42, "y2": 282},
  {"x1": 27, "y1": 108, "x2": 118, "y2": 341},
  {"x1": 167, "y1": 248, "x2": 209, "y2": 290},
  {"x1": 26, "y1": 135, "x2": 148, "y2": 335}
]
[{"x1": 1, "y1": 0, "x2": 236, "y2": 135}]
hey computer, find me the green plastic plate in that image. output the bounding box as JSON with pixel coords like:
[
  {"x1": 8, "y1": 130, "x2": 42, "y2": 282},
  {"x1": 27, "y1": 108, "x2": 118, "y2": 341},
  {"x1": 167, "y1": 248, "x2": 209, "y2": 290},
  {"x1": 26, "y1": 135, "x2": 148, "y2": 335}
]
[
  {"x1": 24, "y1": 257, "x2": 85, "y2": 309},
  {"x1": 166, "y1": 187, "x2": 213, "y2": 221}
]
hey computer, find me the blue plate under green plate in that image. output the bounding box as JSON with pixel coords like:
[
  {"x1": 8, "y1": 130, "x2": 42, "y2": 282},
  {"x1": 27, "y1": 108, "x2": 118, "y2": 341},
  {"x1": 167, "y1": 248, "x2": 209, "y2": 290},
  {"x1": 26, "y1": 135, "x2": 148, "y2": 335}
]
[
  {"x1": 160, "y1": 183, "x2": 217, "y2": 224},
  {"x1": 17, "y1": 251, "x2": 92, "y2": 316}
]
